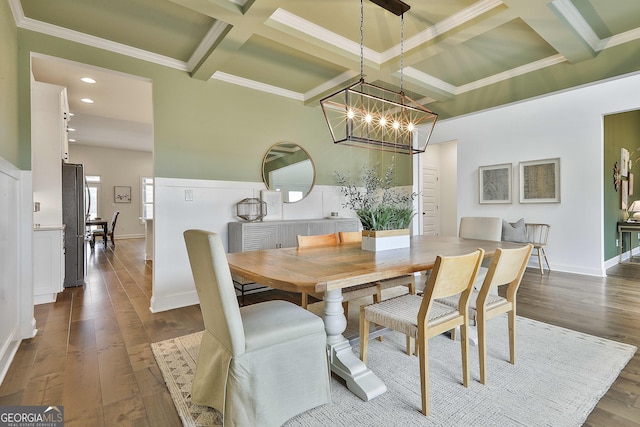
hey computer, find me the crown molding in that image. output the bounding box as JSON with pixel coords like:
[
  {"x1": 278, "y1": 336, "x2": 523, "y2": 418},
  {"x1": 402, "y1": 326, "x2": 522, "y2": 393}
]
[
  {"x1": 13, "y1": 2, "x2": 188, "y2": 72},
  {"x1": 600, "y1": 27, "x2": 640, "y2": 51},
  {"x1": 304, "y1": 70, "x2": 360, "y2": 100},
  {"x1": 268, "y1": 8, "x2": 381, "y2": 64},
  {"x1": 457, "y1": 54, "x2": 566, "y2": 94},
  {"x1": 212, "y1": 71, "x2": 304, "y2": 101},
  {"x1": 381, "y1": 0, "x2": 504, "y2": 62}
]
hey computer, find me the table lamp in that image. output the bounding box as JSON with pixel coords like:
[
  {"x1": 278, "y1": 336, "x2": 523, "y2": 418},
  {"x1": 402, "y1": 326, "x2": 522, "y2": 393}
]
[{"x1": 628, "y1": 200, "x2": 640, "y2": 221}]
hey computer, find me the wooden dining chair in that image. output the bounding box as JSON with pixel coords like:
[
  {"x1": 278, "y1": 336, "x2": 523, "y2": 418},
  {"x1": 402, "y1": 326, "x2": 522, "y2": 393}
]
[
  {"x1": 359, "y1": 249, "x2": 484, "y2": 415},
  {"x1": 525, "y1": 223, "x2": 551, "y2": 274},
  {"x1": 91, "y1": 211, "x2": 119, "y2": 248},
  {"x1": 339, "y1": 231, "x2": 416, "y2": 297},
  {"x1": 297, "y1": 232, "x2": 379, "y2": 315},
  {"x1": 437, "y1": 244, "x2": 532, "y2": 384}
]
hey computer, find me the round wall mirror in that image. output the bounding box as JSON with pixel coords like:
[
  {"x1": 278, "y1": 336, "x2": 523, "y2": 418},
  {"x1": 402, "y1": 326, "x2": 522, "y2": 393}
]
[{"x1": 262, "y1": 142, "x2": 315, "y2": 203}]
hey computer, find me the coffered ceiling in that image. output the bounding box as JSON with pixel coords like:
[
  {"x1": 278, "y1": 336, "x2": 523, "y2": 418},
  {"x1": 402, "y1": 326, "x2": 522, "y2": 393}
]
[{"x1": 11, "y1": 0, "x2": 640, "y2": 152}]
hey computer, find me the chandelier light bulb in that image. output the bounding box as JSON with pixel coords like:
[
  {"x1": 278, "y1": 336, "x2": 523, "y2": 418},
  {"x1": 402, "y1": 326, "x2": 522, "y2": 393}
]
[
  {"x1": 347, "y1": 109, "x2": 355, "y2": 119},
  {"x1": 407, "y1": 122, "x2": 415, "y2": 132},
  {"x1": 393, "y1": 120, "x2": 400, "y2": 130},
  {"x1": 365, "y1": 114, "x2": 373, "y2": 124},
  {"x1": 379, "y1": 117, "x2": 387, "y2": 126}
]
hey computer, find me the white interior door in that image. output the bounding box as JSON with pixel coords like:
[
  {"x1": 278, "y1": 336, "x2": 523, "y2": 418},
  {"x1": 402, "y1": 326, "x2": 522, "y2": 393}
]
[{"x1": 422, "y1": 166, "x2": 440, "y2": 236}]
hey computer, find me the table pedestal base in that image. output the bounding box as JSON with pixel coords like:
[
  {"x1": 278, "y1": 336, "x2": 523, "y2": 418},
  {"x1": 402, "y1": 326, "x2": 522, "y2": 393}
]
[
  {"x1": 328, "y1": 339, "x2": 387, "y2": 401},
  {"x1": 323, "y1": 288, "x2": 386, "y2": 401}
]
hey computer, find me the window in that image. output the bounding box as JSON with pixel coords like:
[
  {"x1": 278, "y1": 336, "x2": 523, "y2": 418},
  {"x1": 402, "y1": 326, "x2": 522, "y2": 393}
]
[
  {"x1": 85, "y1": 175, "x2": 101, "y2": 220},
  {"x1": 142, "y1": 177, "x2": 153, "y2": 219}
]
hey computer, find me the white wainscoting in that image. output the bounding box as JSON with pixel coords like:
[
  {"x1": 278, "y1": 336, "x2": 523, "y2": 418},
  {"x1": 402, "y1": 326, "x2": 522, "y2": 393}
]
[
  {"x1": 0, "y1": 157, "x2": 35, "y2": 385},
  {"x1": 151, "y1": 178, "x2": 350, "y2": 313}
]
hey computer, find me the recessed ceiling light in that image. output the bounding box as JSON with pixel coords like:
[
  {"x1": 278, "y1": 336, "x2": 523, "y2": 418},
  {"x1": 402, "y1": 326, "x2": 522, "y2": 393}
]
[
  {"x1": 68, "y1": 139, "x2": 76, "y2": 142},
  {"x1": 80, "y1": 98, "x2": 94, "y2": 104},
  {"x1": 68, "y1": 128, "x2": 76, "y2": 132},
  {"x1": 69, "y1": 112, "x2": 74, "y2": 116},
  {"x1": 81, "y1": 77, "x2": 96, "y2": 84}
]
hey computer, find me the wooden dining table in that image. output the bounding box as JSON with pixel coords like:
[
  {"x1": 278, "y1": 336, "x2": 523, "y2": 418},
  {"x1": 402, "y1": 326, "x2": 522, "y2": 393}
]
[{"x1": 226, "y1": 235, "x2": 522, "y2": 402}]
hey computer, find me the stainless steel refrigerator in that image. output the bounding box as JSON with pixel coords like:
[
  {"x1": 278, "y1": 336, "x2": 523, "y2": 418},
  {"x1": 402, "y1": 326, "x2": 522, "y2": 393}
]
[{"x1": 62, "y1": 162, "x2": 85, "y2": 287}]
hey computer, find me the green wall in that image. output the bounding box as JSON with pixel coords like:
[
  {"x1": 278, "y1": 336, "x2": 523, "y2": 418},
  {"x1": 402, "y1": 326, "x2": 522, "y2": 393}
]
[
  {"x1": 17, "y1": 29, "x2": 412, "y2": 185},
  {"x1": 0, "y1": 1, "x2": 19, "y2": 166},
  {"x1": 604, "y1": 110, "x2": 640, "y2": 260}
]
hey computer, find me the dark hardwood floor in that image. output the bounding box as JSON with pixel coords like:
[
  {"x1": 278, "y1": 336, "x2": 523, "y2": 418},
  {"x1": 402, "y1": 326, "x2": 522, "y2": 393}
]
[{"x1": 1, "y1": 238, "x2": 639, "y2": 426}]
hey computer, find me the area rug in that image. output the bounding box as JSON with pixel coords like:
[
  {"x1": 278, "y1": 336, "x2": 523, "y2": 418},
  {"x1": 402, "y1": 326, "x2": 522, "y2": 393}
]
[{"x1": 152, "y1": 308, "x2": 636, "y2": 427}]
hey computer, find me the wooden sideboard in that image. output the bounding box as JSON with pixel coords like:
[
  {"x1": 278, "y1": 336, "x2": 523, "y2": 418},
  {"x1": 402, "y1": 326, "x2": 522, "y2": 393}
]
[{"x1": 228, "y1": 218, "x2": 360, "y2": 253}]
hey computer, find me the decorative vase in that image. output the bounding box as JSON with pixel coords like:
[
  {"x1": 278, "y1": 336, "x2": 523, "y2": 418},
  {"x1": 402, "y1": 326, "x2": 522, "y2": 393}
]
[{"x1": 361, "y1": 229, "x2": 410, "y2": 251}]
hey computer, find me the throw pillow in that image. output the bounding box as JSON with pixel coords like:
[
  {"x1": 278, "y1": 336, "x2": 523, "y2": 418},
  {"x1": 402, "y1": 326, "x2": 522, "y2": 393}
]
[{"x1": 502, "y1": 218, "x2": 528, "y2": 243}]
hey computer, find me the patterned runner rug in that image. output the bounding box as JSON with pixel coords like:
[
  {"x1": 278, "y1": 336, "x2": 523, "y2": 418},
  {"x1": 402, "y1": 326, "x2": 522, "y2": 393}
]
[{"x1": 152, "y1": 306, "x2": 635, "y2": 426}]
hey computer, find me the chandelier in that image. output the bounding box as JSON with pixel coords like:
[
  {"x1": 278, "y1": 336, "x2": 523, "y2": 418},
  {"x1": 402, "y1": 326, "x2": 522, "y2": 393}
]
[{"x1": 320, "y1": 0, "x2": 438, "y2": 155}]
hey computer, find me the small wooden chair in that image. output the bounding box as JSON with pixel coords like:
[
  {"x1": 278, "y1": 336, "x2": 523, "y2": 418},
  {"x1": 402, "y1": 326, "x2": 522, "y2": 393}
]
[
  {"x1": 359, "y1": 249, "x2": 484, "y2": 415},
  {"x1": 525, "y1": 223, "x2": 551, "y2": 274}
]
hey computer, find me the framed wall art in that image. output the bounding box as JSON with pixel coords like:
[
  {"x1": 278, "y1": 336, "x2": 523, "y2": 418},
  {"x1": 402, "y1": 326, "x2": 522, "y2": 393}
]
[
  {"x1": 114, "y1": 186, "x2": 132, "y2": 203},
  {"x1": 478, "y1": 163, "x2": 512, "y2": 204},
  {"x1": 519, "y1": 158, "x2": 561, "y2": 203}
]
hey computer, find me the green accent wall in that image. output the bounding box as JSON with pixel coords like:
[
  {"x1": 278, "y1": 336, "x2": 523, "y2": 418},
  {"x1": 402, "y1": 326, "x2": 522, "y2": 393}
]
[
  {"x1": 16, "y1": 30, "x2": 412, "y2": 185},
  {"x1": 603, "y1": 110, "x2": 640, "y2": 260},
  {"x1": 0, "y1": 1, "x2": 19, "y2": 166}
]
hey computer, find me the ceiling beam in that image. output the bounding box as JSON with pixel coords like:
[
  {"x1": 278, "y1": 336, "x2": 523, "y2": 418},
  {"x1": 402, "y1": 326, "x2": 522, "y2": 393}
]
[
  {"x1": 500, "y1": 0, "x2": 596, "y2": 63},
  {"x1": 171, "y1": 0, "x2": 281, "y2": 80}
]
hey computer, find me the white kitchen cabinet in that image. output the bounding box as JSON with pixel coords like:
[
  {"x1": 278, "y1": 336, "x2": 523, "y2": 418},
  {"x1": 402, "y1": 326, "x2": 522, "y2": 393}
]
[
  {"x1": 33, "y1": 226, "x2": 65, "y2": 304},
  {"x1": 31, "y1": 81, "x2": 69, "y2": 227}
]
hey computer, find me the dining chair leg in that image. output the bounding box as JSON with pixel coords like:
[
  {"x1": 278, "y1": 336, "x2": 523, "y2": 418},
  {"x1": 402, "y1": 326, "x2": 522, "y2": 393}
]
[
  {"x1": 372, "y1": 290, "x2": 384, "y2": 342},
  {"x1": 460, "y1": 322, "x2": 470, "y2": 388},
  {"x1": 418, "y1": 335, "x2": 430, "y2": 416},
  {"x1": 508, "y1": 310, "x2": 516, "y2": 365},
  {"x1": 359, "y1": 306, "x2": 370, "y2": 364},
  {"x1": 406, "y1": 336, "x2": 413, "y2": 356},
  {"x1": 301, "y1": 293, "x2": 308, "y2": 309},
  {"x1": 537, "y1": 249, "x2": 544, "y2": 275},
  {"x1": 450, "y1": 327, "x2": 457, "y2": 341},
  {"x1": 409, "y1": 276, "x2": 416, "y2": 294},
  {"x1": 541, "y1": 248, "x2": 551, "y2": 272},
  {"x1": 342, "y1": 301, "x2": 349, "y2": 318},
  {"x1": 477, "y1": 312, "x2": 487, "y2": 385}
]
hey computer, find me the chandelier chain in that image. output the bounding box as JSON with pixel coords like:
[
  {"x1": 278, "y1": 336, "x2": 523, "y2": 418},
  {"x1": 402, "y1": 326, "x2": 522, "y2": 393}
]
[
  {"x1": 360, "y1": 0, "x2": 364, "y2": 80},
  {"x1": 400, "y1": 14, "x2": 404, "y2": 93}
]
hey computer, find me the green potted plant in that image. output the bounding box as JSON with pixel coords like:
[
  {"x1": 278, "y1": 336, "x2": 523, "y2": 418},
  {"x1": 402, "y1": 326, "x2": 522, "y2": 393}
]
[{"x1": 335, "y1": 160, "x2": 416, "y2": 251}]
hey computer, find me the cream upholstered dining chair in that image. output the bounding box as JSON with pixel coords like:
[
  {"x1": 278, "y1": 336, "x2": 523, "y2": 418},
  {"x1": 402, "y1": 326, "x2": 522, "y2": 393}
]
[
  {"x1": 525, "y1": 223, "x2": 551, "y2": 275},
  {"x1": 459, "y1": 216, "x2": 501, "y2": 289},
  {"x1": 459, "y1": 216, "x2": 502, "y2": 241},
  {"x1": 359, "y1": 249, "x2": 484, "y2": 416},
  {"x1": 183, "y1": 230, "x2": 331, "y2": 426},
  {"x1": 437, "y1": 244, "x2": 532, "y2": 384},
  {"x1": 339, "y1": 231, "x2": 416, "y2": 297},
  {"x1": 297, "y1": 232, "x2": 381, "y2": 315}
]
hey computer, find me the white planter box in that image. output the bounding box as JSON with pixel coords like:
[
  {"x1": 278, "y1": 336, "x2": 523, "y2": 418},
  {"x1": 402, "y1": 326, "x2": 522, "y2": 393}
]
[{"x1": 361, "y1": 229, "x2": 410, "y2": 251}]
